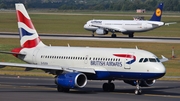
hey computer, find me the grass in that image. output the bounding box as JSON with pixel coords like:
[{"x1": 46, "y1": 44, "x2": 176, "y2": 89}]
[
  {"x1": 0, "y1": 11, "x2": 180, "y2": 37},
  {"x1": 0, "y1": 38, "x2": 180, "y2": 78}
]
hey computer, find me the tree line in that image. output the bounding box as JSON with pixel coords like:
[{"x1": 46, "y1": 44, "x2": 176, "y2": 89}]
[{"x1": 0, "y1": 0, "x2": 180, "y2": 11}]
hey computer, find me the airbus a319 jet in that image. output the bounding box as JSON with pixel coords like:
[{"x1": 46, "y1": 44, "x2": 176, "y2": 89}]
[
  {"x1": 0, "y1": 3, "x2": 168, "y2": 95},
  {"x1": 84, "y1": 3, "x2": 176, "y2": 38}
]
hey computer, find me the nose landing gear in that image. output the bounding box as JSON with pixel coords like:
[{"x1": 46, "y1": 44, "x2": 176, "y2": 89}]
[{"x1": 135, "y1": 80, "x2": 142, "y2": 95}]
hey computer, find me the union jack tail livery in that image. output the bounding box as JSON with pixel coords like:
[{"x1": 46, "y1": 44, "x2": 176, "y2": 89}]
[{"x1": 16, "y1": 3, "x2": 45, "y2": 48}]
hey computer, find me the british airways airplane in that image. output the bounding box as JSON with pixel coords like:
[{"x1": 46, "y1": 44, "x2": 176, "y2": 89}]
[
  {"x1": 0, "y1": 3, "x2": 168, "y2": 95},
  {"x1": 84, "y1": 3, "x2": 175, "y2": 38}
]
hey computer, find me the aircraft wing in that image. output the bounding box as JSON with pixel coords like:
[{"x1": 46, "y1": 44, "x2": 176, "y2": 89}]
[
  {"x1": 91, "y1": 24, "x2": 127, "y2": 32},
  {"x1": 164, "y1": 22, "x2": 177, "y2": 26},
  {"x1": 159, "y1": 55, "x2": 168, "y2": 62},
  {"x1": 0, "y1": 62, "x2": 95, "y2": 74}
]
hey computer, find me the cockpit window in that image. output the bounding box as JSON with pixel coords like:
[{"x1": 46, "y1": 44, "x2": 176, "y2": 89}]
[
  {"x1": 156, "y1": 58, "x2": 160, "y2": 62},
  {"x1": 143, "y1": 58, "x2": 148, "y2": 62},
  {"x1": 139, "y1": 58, "x2": 144, "y2": 62},
  {"x1": 149, "y1": 58, "x2": 157, "y2": 62}
]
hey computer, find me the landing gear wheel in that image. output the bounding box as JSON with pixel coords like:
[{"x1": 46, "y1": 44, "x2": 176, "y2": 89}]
[
  {"x1": 135, "y1": 89, "x2": 142, "y2": 95},
  {"x1": 102, "y1": 82, "x2": 115, "y2": 92},
  {"x1": 109, "y1": 83, "x2": 115, "y2": 92},
  {"x1": 111, "y1": 34, "x2": 116, "y2": 38},
  {"x1": 92, "y1": 32, "x2": 95, "y2": 37},
  {"x1": 103, "y1": 83, "x2": 109, "y2": 92},
  {"x1": 134, "y1": 80, "x2": 142, "y2": 95},
  {"x1": 129, "y1": 33, "x2": 134, "y2": 38},
  {"x1": 57, "y1": 86, "x2": 70, "y2": 92}
]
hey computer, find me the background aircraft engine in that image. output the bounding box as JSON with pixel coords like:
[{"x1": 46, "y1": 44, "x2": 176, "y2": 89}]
[
  {"x1": 56, "y1": 72, "x2": 87, "y2": 88},
  {"x1": 123, "y1": 79, "x2": 156, "y2": 87},
  {"x1": 96, "y1": 28, "x2": 108, "y2": 35}
]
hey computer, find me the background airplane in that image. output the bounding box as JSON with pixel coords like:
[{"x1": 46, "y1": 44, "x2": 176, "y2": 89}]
[
  {"x1": 0, "y1": 3, "x2": 168, "y2": 95},
  {"x1": 84, "y1": 3, "x2": 176, "y2": 38}
]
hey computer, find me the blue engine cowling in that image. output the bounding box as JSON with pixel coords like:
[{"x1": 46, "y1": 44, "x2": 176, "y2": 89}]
[
  {"x1": 123, "y1": 80, "x2": 156, "y2": 87},
  {"x1": 56, "y1": 72, "x2": 87, "y2": 89}
]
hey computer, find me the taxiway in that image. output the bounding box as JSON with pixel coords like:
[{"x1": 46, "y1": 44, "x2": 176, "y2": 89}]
[
  {"x1": 0, "y1": 32, "x2": 180, "y2": 43},
  {"x1": 0, "y1": 75, "x2": 180, "y2": 101}
]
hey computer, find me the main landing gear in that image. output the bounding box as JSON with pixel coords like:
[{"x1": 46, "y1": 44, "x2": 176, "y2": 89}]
[
  {"x1": 111, "y1": 31, "x2": 117, "y2": 38},
  {"x1": 92, "y1": 31, "x2": 95, "y2": 37},
  {"x1": 135, "y1": 80, "x2": 142, "y2": 95},
  {"x1": 57, "y1": 85, "x2": 70, "y2": 92},
  {"x1": 102, "y1": 80, "x2": 115, "y2": 92},
  {"x1": 128, "y1": 33, "x2": 134, "y2": 38}
]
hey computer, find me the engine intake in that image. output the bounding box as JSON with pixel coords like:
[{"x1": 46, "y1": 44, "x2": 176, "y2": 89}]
[
  {"x1": 96, "y1": 28, "x2": 108, "y2": 35},
  {"x1": 56, "y1": 72, "x2": 87, "y2": 88},
  {"x1": 123, "y1": 79, "x2": 156, "y2": 87}
]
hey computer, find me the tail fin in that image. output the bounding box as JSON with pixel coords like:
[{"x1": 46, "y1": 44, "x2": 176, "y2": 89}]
[
  {"x1": 15, "y1": 3, "x2": 45, "y2": 48},
  {"x1": 149, "y1": 3, "x2": 163, "y2": 21}
]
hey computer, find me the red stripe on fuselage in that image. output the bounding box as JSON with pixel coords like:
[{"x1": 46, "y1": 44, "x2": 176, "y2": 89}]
[
  {"x1": 113, "y1": 54, "x2": 136, "y2": 60},
  {"x1": 16, "y1": 10, "x2": 34, "y2": 29},
  {"x1": 22, "y1": 37, "x2": 40, "y2": 48}
]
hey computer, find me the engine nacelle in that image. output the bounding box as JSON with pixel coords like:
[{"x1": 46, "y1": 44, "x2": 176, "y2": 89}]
[
  {"x1": 123, "y1": 80, "x2": 156, "y2": 87},
  {"x1": 56, "y1": 72, "x2": 87, "y2": 88},
  {"x1": 96, "y1": 28, "x2": 108, "y2": 35}
]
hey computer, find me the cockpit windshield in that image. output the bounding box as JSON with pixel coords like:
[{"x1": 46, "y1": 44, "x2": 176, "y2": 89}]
[{"x1": 139, "y1": 58, "x2": 160, "y2": 63}]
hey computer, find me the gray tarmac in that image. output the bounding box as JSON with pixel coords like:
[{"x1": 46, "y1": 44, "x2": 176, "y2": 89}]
[
  {"x1": 0, "y1": 75, "x2": 180, "y2": 101},
  {"x1": 0, "y1": 32, "x2": 180, "y2": 43}
]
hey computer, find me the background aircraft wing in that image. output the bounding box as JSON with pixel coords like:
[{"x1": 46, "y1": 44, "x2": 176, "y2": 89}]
[
  {"x1": 159, "y1": 55, "x2": 168, "y2": 62},
  {"x1": 0, "y1": 62, "x2": 95, "y2": 74},
  {"x1": 164, "y1": 22, "x2": 177, "y2": 26},
  {"x1": 91, "y1": 24, "x2": 127, "y2": 32}
]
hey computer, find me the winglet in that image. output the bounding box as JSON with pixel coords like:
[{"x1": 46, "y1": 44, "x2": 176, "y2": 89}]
[{"x1": 149, "y1": 3, "x2": 163, "y2": 21}]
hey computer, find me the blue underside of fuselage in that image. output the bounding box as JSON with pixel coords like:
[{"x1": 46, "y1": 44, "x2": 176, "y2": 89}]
[{"x1": 87, "y1": 71, "x2": 165, "y2": 80}]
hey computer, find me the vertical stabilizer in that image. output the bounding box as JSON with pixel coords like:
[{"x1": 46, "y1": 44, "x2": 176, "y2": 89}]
[
  {"x1": 15, "y1": 3, "x2": 45, "y2": 48},
  {"x1": 149, "y1": 3, "x2": 163, "y2": 21}
]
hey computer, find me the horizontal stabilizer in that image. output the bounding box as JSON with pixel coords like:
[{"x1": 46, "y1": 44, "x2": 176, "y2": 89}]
[{"x1": 0, "y1": 51, "x2": 26, "y2": 55}]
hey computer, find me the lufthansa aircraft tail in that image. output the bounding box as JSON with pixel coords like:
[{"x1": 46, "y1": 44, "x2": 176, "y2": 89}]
[
  {"x1": 149, "y1": 3, "x2": 163, "y2": 21},
  {"x1": 16, "y1": 3, "x2": 45, "y2": 48}
]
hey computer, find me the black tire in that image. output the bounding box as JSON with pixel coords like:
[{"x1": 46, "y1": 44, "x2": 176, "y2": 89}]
[
  {"x1": 57, "y1": 86, "x2": 70, "y2": 92},
  {"x1": 129, "y1": 33, "x2": 134, "y2": 38},
  {"x1": 103, "y1": 83, "x2": 115, "y2": 92},
  {"x1": 111, "y1": 34, "x2": 117, "y2": 38},
  {"x1": 109, "y1": 83, "x2": 115, "y2": 92},
  {"x1": 103, "y1": 83, "x2": 109, "y2": 92}
]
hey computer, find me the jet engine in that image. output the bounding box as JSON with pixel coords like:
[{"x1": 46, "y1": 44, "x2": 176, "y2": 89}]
[
  {"x1": 55, "y1": 72, "x2": 87, "y2": 88},
  {"x1": 123, "y1": 79, "x2": 156, "y2": 87},
  {"x1": 96, "y1": 28, "x2": 108, "y2": 35}
]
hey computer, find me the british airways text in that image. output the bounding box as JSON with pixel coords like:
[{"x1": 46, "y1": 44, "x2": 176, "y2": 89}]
[{"x1": 90, "y1": 61, "x2": 122, "y2": 67}]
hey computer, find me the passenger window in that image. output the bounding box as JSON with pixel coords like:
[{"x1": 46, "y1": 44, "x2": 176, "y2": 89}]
[
  {"x1": 143, "y1": 58, "x2": 148, "y2": 62},
  {"x1": 139, "y1": 58, "x2": 144, "y2": 62}
]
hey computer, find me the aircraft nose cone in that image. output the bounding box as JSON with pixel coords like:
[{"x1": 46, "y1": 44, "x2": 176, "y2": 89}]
[
  {"x1": 84, "y1": 24, "x2": 88, "y2": 29},
  {"x1": 154, "y1": 63, "x2": 166, "y2": 78}
]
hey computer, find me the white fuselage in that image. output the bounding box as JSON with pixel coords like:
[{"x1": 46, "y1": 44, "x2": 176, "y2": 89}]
[
  {"x1": 84, "y1": 20, "x2": 164, "y2": 33},
  {"x1": 20, "y1": 46, "x2": 166, "y2": 80}
]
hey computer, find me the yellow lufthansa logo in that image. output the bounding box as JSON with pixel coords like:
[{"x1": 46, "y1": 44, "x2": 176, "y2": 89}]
[{"x1": 156, "y1": 8, "x2": 161, "y2": 17}]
